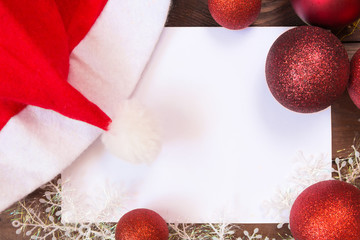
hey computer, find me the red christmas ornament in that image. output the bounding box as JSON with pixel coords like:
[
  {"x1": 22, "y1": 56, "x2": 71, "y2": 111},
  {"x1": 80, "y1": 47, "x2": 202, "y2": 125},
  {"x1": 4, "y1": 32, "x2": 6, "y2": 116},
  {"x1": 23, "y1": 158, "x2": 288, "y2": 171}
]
[
  {"x1": 265, "y1": 26, "x2": 349, "y2": 113},
  {"x1": 115, "y1": 208, "x2": 169, "y2": 240},
  {"x1": 290, "y1": 0, "x2": 360, "y2": 28},
  {"x1": 208, "y1": 0, "x2": 261, "y2": 30},
  {"x1": 290, "y1": 180, "x2": 360, "y2": 240},
  {"x1": 348, "y1": 49, "x2": 360, "y2": 109}
]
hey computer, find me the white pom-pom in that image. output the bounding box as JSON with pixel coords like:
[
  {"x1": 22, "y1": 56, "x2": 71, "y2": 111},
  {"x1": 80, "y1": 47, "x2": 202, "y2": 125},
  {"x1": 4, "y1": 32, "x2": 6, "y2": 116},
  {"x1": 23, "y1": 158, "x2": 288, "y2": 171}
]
[{"x1": 101, "y1": 100, "x2": 162, "y2": 164}]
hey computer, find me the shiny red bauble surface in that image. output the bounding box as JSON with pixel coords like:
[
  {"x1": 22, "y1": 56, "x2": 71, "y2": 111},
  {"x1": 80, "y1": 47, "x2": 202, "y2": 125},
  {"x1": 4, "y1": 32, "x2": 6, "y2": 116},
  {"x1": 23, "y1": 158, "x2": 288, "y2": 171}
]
[
  {"x1": 266, "y1": 26, "x2": 349, "y2": 113},
  {"x1": 290, "y1": 180, "x2": 360, "y2": 240},
  {"x1": 115, "y1": 208, "x2": 168, "y2": 240},
  {"x1": 208, "y1": 0, "x2": 261, "y2": 30},
  {"x1": 349, "y1": 48, "x2": 360, "y2": 109},
  {"x1": 290, "y1": 0, "x2": 360, "y2": 28}
]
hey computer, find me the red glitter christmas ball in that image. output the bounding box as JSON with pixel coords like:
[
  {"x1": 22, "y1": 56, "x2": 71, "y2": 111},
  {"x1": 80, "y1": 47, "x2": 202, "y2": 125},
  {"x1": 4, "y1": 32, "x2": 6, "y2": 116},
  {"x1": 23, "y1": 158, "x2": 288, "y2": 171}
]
[
  {"x1": 265, "y1": 26, "x2": 349, "y2": 113},
  {"x1": 290, "y1": 0, "x2": 360, "y2": 28},
  {"x1": 348, "y1": 49, "x2": 360, "y2": 109},
  {"x1": 290, "y1": 180, "x2": 360, "y2": 240},
  {"x1": 208, "y1": 0, "x2": 262, "y2": 30},
  {"x1": 115, "y1": 208, "x2": 169, "y2": 240}
]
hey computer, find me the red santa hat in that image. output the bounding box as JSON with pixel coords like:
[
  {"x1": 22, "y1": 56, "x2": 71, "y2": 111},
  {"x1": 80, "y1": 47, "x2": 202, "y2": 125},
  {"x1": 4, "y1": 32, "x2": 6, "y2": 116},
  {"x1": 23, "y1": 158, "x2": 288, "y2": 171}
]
[
  {"x1": 0, "y1": 0, "x2": 170, "y2": 210},
  {"x1": 0, "y1": 0, "x2": 163, "y2": 160},
  {"x1": 0, "y1": 0, "x2": 110, "y2": 129}
]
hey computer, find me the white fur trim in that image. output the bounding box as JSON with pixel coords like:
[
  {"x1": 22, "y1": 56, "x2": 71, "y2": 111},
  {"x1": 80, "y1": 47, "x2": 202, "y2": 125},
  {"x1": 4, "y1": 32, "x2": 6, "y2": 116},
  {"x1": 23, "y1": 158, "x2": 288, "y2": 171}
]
[
  {"x1": 0, "y1": 0, "x2": 170, "y2": 211},
  {"x1": 102, "y1": 100, "x2": 162, "y2": 164}
]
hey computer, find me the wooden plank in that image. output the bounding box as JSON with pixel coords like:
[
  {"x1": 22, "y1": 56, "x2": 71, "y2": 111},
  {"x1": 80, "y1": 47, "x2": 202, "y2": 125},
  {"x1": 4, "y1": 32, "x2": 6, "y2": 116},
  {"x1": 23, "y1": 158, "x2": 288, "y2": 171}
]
[
  {"x1": 166, "y1": 0, "x2": 360, "y2": 43},
  {"x1": 332, "y1": 41, "x2": 360, "y2": 159},
  {"x1": 255, "y1": 0, "x2": 304, "y2": 26},
  {"x1": 345, "y1": 42, "x2": 360, "y2": 59},
  {"x1": 0, "y1": 211, "x2": 18, "y2": 240},
  {"x1": 332, "y1": 91, "x2": 360, "y2": 159},
  {"x1": 166, "y1": 0, "x2": 304, "y2": 27}
]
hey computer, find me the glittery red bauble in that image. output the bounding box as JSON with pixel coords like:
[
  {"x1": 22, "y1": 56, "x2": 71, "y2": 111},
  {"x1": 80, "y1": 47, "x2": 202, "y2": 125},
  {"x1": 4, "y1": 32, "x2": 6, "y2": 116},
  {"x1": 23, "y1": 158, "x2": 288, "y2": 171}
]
[
  {"x1": 348, "y1": 49, "x2": 360, "y2": 109},
  {"x1": 290, "y1": 180, "x2": 360, "y2": 240},
  {"x1": 290, "y1": 0, "x2": 360, "y2": 28},
  {"x1": 115, "y1": 208, "x2": 169, "y2": 240},
  {"x1": 208, "y1": 0, "x2": 261, "y2": 30},
  {"x1": 265, "y1": 26, "x2": 349, "y2": 113}
]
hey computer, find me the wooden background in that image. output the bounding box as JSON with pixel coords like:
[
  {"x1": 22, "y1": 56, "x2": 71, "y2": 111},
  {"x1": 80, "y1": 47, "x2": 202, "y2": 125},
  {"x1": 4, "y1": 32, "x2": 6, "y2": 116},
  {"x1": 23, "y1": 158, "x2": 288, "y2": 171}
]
[{"x1": 1, "y1": 0, "x2": 360, "y2": 238}]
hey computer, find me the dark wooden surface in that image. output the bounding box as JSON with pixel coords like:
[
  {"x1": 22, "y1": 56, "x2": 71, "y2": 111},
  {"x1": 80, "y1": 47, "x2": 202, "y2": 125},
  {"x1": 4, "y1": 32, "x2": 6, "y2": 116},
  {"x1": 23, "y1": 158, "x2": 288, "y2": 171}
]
[{"x1": 1, "y1": 0, "x2": 360, "y2": 239}]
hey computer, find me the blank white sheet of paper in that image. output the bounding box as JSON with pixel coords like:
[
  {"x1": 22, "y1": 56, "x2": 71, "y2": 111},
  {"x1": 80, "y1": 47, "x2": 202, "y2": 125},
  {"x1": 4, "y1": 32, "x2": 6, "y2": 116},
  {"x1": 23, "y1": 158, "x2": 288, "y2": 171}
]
[{"x1": 62, "y1": 27, "x2": 331, "y2": 223}]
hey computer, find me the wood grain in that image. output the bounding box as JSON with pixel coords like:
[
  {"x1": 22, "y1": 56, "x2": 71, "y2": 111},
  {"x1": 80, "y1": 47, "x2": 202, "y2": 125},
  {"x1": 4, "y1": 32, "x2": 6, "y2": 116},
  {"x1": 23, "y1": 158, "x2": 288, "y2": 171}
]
[
  {"x1": 0, "y1": 211, "x2": 18, "y2": 240},
  {"x1": 1, "y1": 0, "x2": 360, "y2": 238},
  {"x1": 332, "y1": 91, "x2": 360, "y2": 158},
  {"x1": 166, "y1": 0, "x2": 360, "y2": 42},
  {"x1": 332, "y1": 43, "x2": 360, "y2": 158},
  {"x1": 166, "y1": 0, "x2": 304, "y2": 26}
]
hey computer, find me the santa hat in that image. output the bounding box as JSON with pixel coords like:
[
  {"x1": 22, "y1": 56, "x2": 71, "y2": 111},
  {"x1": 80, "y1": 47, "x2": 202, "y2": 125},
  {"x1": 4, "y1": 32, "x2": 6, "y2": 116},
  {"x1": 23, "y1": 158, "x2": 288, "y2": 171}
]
[{"x1": 0, "y1": 0, "x2": 170, "y2": 211}]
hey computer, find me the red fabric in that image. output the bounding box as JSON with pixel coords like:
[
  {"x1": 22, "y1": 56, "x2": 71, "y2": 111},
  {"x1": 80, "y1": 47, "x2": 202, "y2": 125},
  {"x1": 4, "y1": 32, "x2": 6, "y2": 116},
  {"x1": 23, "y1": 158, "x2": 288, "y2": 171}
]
[
  {"x1": 0, "y1": 0, "x2": 110, "y2": 130},
  {"x1": 55, "y1": 0, "x2": 108, "y2": 52},
  {"x1": 0, "y1": 101, "x2": 25, "y2": 129}
]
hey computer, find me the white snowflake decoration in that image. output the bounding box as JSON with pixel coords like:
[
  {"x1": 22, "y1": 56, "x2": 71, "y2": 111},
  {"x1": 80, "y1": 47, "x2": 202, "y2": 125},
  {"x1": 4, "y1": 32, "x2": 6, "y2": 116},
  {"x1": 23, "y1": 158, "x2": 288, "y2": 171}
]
[
  {"x1": 10, "y1": 179, "x2": 116, "y2": 240},
  {"x1": 263, "y1": 151, "x2": 331, "y2": 223},
  {"x1": 11, "y1": 146, "x2": 360, "y2": 240}
]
